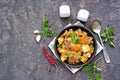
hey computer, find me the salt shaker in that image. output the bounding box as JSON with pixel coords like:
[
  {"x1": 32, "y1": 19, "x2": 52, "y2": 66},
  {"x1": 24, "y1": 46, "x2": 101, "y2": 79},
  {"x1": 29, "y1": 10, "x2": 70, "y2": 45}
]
[
  {"x1": 59, "y1": 5, "x2": 71, "y2": 18},
  {"x1": 77, "y1": 9, "x2": 89, "y2": 22}
]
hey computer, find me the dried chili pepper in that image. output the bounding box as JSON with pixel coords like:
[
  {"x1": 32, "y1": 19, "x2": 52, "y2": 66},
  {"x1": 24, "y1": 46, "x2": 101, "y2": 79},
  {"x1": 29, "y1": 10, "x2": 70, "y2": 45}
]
[{"x1": 42, "y1": 46, "x2": 58, "y2": 72}]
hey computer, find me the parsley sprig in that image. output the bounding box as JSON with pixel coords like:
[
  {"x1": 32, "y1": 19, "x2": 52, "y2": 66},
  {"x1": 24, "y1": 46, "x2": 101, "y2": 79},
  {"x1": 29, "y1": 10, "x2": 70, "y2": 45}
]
[
  {"x1": 101, "y1": 26, "x2": 115, "y2": 47},
  {"x1": 82, "y1": 57, "x2": 103, "y2": 80},
  {"x1": 40, "y1": 17, "x2": 56, "y2": 37},
  {"x1": 70, "y1": 33, "x2": 80, "y2": 44}
]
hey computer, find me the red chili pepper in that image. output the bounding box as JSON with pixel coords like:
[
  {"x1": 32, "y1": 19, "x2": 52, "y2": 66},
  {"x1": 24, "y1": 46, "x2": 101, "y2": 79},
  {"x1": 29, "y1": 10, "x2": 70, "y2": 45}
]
[{"x1": 42, "y1": 46, "x2": 58, "y2": 72}]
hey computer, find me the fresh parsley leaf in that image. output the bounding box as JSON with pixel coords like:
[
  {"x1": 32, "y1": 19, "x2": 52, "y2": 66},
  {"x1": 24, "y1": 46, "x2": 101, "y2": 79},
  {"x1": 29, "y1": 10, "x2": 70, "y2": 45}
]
[
  {"x1": 77, "y1": 39, "x2": 80, "y2": 43},
  {"x1": 91, "y1": 44, "x2": 94, "y2": 49},
  {"x1": 96, "y1": 77, "x2": 103, "y2": 80},
  {"x1": 103, "y1": 38, "x2": 108, "y2": 43},
  {"x1": 101, "y1": 32, "x2": 107, "y2": 38},
  {"x1": 96, "y1": 73, "x2": 102, "y2": 78},
  {"x1": 83, "y1": 57, "x2": 103, "y2": 80},
  {"x1": 40, "y1": 31, "x2": 47, "y2": 36},
  {"x1": 108, "y1": 27, "x2": 114, "y2": 35},
  {"x1": 57, "y1": 43, "x2": 61, "y2": 47},
  {"x1": 40, "y1": 17, "x2": 56, "y2": 37},
  {"x1": 41, "y1": 17, "x2": 48, "y2": 27},
  {"x1": 109, "y1": 36, "x2": 114, "y2": 41},
  {"x1": 93, "y1": 65, "x2": 101, "y2": 71},
  {"x1": 93, "y1": 65, "x2": 97, "y2": 71},
  {"x1": 47, "y1": 31, "x2": 57, "y2": 36},
  {"x1": 101, "y1": 26, "x2": 115, "y2": 48},
  {"x1": 109, "y1": 41, "x2": 115, "y2": 47},
  {"x1": 77, "y1": 51, "x2": 82, "y2": 55},
  {"x1": 88, "y1": 73, "x2": 94, "y2": 79},
  {"x1": 82, "y1": 63, "x2": 92, "y2": 71},
  {"x1": 70, "y1": 33, "x2": 80, "y2": 44}
]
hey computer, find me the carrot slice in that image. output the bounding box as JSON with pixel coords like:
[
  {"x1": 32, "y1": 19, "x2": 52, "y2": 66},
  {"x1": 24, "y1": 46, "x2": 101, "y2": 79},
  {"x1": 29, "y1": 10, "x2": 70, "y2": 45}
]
[
  {"x1": 80, "y1": 37, "x2": 88, "y2": 44},
  {"x1": 73, "y1": 45, "x2": 81, "y2": 51}
]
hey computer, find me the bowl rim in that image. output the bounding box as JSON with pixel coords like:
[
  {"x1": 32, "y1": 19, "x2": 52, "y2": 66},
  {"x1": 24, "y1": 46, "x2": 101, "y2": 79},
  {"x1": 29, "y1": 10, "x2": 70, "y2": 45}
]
[{"x1": 54, "y1": 25, "x2": 97, "y2": 68}]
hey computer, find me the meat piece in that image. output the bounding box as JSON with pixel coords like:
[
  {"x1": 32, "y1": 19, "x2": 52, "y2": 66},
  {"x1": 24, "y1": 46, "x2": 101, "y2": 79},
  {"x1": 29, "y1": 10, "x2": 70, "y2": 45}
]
[{"x1": 80, "y1": 56, "x2": 88, "y2": 63}]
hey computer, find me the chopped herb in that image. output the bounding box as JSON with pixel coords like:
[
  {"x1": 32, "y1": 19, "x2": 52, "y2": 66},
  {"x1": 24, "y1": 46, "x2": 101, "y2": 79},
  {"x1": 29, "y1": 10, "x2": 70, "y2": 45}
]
[
  {"x1": 48, "y1": 31, "x2": 57, "y2": 36},
  {"x1": 88, "y1": 74, "x2": 94, "y2": 79},
  {"x1": 77, "y1": 51, "x2": 82, "y2": 55},
  {"x1": 82, "y1": 63, "x2": 92, "y2": 71},
  {"x1": 110, "y1": 41, "x2": 115, "y2": 47},
  {"x1": 91, "y1": 44, "x2": 94, "y2": 49},
  {"x1": 93, "y1": 65, "x2": 101, "y2": 71},
  {"x1": 70, "y1": 33, "x2": 80, "y2": 44},
  {"x1": 57, "y1": 43, "x2": 61, "y2": 47},
  {"x1": 101, "y1": 26, "x2": 115, "y2": 47},
  {"x1": 40, "y1": 17, "x2": 57, "y2": 37},
  {"x1": 41, "y1": 17, "x2": 48, "y2": 27},
  {"x1": 96, "y1": 77, "x2": 103, "y2": 80},
  {"x1": 82, "y1": 57, "x2": 103, "y2": 80}
]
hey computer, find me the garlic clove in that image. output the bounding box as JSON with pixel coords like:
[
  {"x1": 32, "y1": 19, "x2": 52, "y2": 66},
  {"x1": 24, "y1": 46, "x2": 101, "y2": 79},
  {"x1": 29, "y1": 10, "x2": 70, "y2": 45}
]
[
  {"x1": 36, "y1": 35, "x2": 41, "y2": 43},
  {"x1": 33, "y1": 30, "x2": 40, "y2": 35}
]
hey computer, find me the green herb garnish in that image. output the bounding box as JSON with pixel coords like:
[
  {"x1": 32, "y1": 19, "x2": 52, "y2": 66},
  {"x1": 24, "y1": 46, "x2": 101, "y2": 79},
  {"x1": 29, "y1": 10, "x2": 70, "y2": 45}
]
[
  {"x1": 82, "y1": 63, "x2": 92, "y2": 71},
  {"x1": 40, "y1": 17, "x2": 56, "y2": 37},
  {"x1": 101, "y1": 27, "x2": 115, "y2": 47},
  {"x1": 82, "y1": 57, "x2": 103, "y2": 80},
  {"x1": 70, "y1": 33, "x2": 80, "y2": 44},
  {"x1": 57, "y1": 43, "x2": 61, "y2": 47},
  {"x1": 91, "y1": 44, "x2": 94, "y2": 49},
  {"x1": 77, "y1": 51, "x2": 82, "y2": 55}
]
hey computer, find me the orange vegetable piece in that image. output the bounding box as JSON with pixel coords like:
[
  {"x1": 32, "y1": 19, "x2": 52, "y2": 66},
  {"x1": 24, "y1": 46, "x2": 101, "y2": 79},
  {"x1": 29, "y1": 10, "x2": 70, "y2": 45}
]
[
  {"x1": 73, "y1": 45, "x2": 81, "y2": 51},
  {"x1": 80, "y1": 37, "x2": 88, "y2": 44}
]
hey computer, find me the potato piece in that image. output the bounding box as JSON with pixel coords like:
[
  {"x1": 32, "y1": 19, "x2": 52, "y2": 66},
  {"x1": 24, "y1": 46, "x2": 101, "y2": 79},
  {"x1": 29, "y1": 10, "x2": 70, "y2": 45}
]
[
  {"x1": 82, "y1": 31, "x2": 87, "y2": 36},
  {"x1": 86, "y1": 52, "x2": 91, "y2": 58},
  {"x1": 83, "y1": 52, "x2": 91, "y2": 58},
  {"x1": 57, "y1": 48, "x2": 67, "y2": 53},
  {"x1": 89, "y1": 45, "x2": 94, "y2": 54},
  {"x1": 58, "y1": 37, "x2": 64, "y2": 44},
  {"x1": 61, "y1": 55, "x2": 67, "y2": 62},
  {"x1": 75, "y1": 31, "x2": 79, "y2": 35},
  {"x1": 77, "y1": 29, "x2": 82, "y2": 32},
  {"x1": 62, "y1": 44, "x2": 65, "y2": 48},
  {"x1": 66, "y1": 37, "x2": 71, "y2": 41},
  {"x1": 69, "y1": 29, "x2": 73, "y2": 33},
  {"x1": 81, "y1": 56, "x2": 88, "y2": 63},
  {"x1": 83, "y1": 53, "x2": 88, "y2": 58},
  {"x1": 62, "y1": 30, "x2": 68, "y2": 36},
  {"x1": 82, "y1": 45, "x2": 90, "y2": 52},
  {"x1": 66, "y1": 31, "x2": 71, "y2": 37},
  {"x1": 57, "y1": 48, "x2": 61, "y2": 53}
]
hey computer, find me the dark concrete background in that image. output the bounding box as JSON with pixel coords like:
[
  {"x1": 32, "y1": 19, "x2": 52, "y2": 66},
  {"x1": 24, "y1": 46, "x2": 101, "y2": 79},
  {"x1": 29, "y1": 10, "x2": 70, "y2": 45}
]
[{"x1": 0, "y1": 0, "x2": 120, "y2": 80}]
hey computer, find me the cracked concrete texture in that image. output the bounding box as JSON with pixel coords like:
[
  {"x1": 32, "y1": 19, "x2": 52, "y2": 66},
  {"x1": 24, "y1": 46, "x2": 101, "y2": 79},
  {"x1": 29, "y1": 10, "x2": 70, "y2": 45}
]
[{"x1": 0, "y1": 0, "x2": 120, "y2": 80}]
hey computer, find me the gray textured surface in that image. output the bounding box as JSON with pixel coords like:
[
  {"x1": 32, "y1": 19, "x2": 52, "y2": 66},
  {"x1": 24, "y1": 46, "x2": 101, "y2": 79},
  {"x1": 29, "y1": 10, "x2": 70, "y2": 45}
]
[{"x1": 0, "y1": 0, "x2": 120, "y2": 80}]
